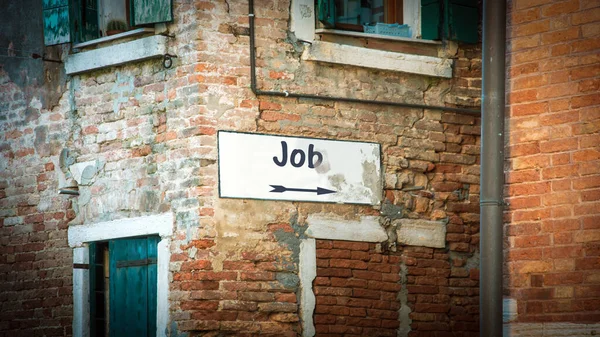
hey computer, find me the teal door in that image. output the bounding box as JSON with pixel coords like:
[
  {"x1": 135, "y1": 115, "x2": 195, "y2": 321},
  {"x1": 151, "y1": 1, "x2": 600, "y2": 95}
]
[{"x1": 108, "y1": 236, "x2": 159, "y2": 337}]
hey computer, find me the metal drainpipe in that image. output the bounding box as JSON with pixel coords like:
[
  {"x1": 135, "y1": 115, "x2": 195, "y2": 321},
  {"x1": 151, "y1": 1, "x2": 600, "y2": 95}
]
[
  {"x1": 247, "y1": 0, "x2": 481, "y2": 116},
  {"x1": 480, "y1": 0, "x2": 506, "y2": 336}
]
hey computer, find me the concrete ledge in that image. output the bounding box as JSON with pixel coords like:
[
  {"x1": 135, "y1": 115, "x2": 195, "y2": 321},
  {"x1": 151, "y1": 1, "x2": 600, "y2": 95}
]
[
  {"x1": 396, "y1": 219, "x2": 446, "y2": 248},
  {"x1": 68, "y1": 213, "x2": 173, "y2": 247},
  {"x1": 302, "y1": 41, "x2": 453, "y2": 78},
  {"x1": 306, "y1": 214, "x2": 388, "y2": 242},
  {"x1": 65, "y1": 35, "x2": 168, "y2": 75}
]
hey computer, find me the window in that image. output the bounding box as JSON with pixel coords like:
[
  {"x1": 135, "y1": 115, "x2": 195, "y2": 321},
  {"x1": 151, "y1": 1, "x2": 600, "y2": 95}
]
[
  {"x1": 42, "y1": 0, "x2": 173, "y2": 46},
  {"x1": 316, "y1": 0, "x2": 479, "y2": 43},
  {"x1": 89, "y1": 236, "x2": 159, "y2": 337},
  {"x1": 319, "y1": 0, "x2": 409, "y2": 35}
]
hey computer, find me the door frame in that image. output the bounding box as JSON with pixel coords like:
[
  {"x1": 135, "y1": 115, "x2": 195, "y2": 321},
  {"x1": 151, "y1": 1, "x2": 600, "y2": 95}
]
[{"x1": 68, "y1": 213, "x2": 173, "y2": 337}]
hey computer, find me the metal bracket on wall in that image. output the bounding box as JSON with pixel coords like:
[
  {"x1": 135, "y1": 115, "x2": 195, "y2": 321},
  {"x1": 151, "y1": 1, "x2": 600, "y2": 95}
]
[
  {"x1": 32, "y1": 53, "x2": 62, "y2": 63},
  {"x1": 163, "y1": 54, "x2": 178, "y2": 68}
]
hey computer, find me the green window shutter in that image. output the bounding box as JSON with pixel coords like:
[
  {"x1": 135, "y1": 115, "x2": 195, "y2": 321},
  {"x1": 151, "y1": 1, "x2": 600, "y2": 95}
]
[
  {"x1": 43, "y1": 0, "x2": 72, "y2": 45},
  {"x1": 130, "y1": 0, "x2": 173, "y2": 26},
  {"x1": 71, "y1": 0, "x2": 99, "y2": 43},
  {"x1": 82, "y1": 0, "x2": 100, "y2": 42},
  {"x1": 446, "y1": 0, "x2": 479, "y2": 43},
  {"x1": 421, "y1": 0, "x2": 441, "y2": 40},
  {"x1": 109, "y1": 236, "x2": 158, "y2": 337},
  {"x1": 317, "y1": 0, "x2": 336, "y2": 28}
]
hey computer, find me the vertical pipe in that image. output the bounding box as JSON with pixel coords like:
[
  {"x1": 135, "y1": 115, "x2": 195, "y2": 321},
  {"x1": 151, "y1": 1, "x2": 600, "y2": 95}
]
[
  {"x1": 480, "y1": 0, "x2": 506, "y2": 336},
  {"x1": 248, "y1": 0, "x2": 257, "y2": 93}
]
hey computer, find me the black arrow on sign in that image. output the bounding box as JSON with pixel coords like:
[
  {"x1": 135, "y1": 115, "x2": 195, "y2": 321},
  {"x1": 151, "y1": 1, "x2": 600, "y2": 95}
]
[{"x1": 270, "y1": 185, "x2": 337, "y2": 195}]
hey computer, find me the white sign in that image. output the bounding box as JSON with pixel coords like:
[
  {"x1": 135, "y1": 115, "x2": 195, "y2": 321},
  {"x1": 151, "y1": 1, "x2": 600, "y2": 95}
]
[{"x1": 218, "y1": 131, "x2": 381, "y2": 205}]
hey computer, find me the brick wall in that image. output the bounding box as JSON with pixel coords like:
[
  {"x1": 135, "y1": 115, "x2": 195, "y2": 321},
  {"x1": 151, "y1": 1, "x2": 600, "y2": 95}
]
[
  {"x1": 1, "y1": 0, "x2": 484, "y2": 336},
  {"x1": 313, "y1": 240, "x2": 401, "y2": 337},
  {"x1": 506, "y1": 0, "x2": 600, "y2": 324},
  {"x1": 172, "y1": 237, "x2": 300, "y2": 336},
  {"x1": 404, "y1": 246, "x2": 479, "y2": 336},
  {"x1": 0, "y1": 68, "x2": 76, "y2": 337}
]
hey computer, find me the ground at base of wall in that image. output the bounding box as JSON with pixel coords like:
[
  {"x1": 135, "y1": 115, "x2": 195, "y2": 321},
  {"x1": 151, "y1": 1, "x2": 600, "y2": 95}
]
[{"x1": 504, "y1": 322, "x2": 600, "y2": 337}]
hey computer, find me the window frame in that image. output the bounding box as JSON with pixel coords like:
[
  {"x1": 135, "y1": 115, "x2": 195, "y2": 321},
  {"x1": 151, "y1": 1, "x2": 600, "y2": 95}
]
[
  {"x1": 290, "y1": 0, "x2": 452, "y2": 78},
  {"x1": 42, "y1": 0, "x2": 173, "y2": 47},
  {"x1": 315, "y1": 0, "x2": 422, "y2": 40}
]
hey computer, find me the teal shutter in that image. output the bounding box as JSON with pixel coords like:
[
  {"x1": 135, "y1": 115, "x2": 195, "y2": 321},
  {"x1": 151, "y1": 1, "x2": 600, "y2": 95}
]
[
  {"x1": 446, "y1": 0, "x2": 479, "y2": 43},
  {"x1": 82, "y1": 0, "x2": 100, "y2": 42},
  {"x1": 43, "y1": 0, "x2": 72, "y2": 45},
  {"x1": 421, "y1": 0, "x2": 441, "y2": 40},
  {"x1": 318, "y1": 0, "x2": 336, "y2": 28},
  {"x1": 109, "y1": 236, "x2": 159, "y2": 337},
  {"x1": 71, "y1": 0, "x2": 99, "y2": 43},
  {"x1": 131, "y1": 0, "x2": 173, "y2": 26},
  {"x1": 422, "y1": 0, "x2": 479, "y2": 43}
]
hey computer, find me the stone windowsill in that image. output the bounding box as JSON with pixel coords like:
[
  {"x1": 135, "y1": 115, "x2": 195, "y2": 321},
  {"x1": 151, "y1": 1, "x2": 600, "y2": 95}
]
[
  {"x1": 72, "y1": 27, "x2": 155, "y2": 49},
  {"x1": 65, "y1": 35, "x2": 168, "y2": 75},
  {"x1": 302, "y1": 40, "x2": 453, "y2": 78}
]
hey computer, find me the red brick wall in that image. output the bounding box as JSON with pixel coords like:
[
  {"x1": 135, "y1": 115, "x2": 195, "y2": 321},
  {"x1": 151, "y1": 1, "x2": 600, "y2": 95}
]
[
  {"x1": 313, "y1": 240, "x2": 401, "y2": 337},
  {"x1": 506, "y1": 0, "x2": 600, "y2": 323},
  {"x1": 172, "y1": 238, "x2": 301, "y2": 337},
  {"x1": 313, "y1": 240, "x2": 480, "y2": 336}
]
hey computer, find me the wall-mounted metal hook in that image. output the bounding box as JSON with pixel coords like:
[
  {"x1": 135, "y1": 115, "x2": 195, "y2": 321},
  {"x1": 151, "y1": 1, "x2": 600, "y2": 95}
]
[
  {"x1": 163, "y1": 54, "x2": 178, "y2": 68},
  {"x1": 32, "y1": 53, "x2": 62, "y2": 63}
]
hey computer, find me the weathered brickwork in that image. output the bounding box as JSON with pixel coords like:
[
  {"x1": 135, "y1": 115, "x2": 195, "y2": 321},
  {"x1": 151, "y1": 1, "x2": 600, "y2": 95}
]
[
  {"x1": 313, "y1": 240, "x2": 401, "y2": 337},
  {"x1": 171, "y1": 234, "x2": 301, "y2": 336},
  {"x1": 405, "y1": 246, "x2": 479, "y2": 337},
  {"x1": 1, "y1": 0, "x2": 485, "y2": 336},
  {"x1": 505, "y1": 0, "x2": 600, "y2": 327},
  {"x1": 0, "y1": 65, "x2": 76, "y2": 337}
]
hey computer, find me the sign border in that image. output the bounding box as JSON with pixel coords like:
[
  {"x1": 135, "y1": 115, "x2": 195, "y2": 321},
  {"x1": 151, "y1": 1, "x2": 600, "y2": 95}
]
[{"x1": 217, "y1": 130, "x2": 382, "y2": 205}]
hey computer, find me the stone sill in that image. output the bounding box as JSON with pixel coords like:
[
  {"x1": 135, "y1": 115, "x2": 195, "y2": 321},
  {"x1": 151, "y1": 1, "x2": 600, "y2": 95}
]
[
  {"x1": 302, "y1": 40, "x2": 453, "y2": 78},
  {"x1": 65, "y1": 35, "x2": 168, "y2": 75},
  {"x1": 72, "y1": 28, "x2": 155, "y2": 49}
]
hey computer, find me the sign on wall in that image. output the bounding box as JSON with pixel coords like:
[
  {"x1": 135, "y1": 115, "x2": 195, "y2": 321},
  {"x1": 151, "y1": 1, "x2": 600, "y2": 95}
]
[{"x1": 218, "y1": 131, "x2": 382, "y2": 205}]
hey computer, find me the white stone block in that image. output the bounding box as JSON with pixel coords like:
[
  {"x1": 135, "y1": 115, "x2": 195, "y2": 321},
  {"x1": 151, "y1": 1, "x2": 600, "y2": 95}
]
[
  {"x1": 65, "y1": 35, "x2": 168, "y2": 75},
  {"x1": 302, "y1": 41, "x2": 453, "y2": 78},
  {"x1": 306, "y1": 214, "x2": 388, "y2": 242},
  {"x1": 396, "y1": 219, "x2": 446, "y2": 248}
]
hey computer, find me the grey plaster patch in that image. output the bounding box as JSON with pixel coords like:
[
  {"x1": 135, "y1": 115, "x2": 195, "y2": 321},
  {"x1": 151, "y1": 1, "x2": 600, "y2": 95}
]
[
  {"x1": 169, "y1": 321, "x2": 188, "y2": 337},
  {"x1": 140, "y1": 190, "x2": 159, "y2": 212},
  {"x1": 381, "y1": 201, "x2": 404, "y2": 220},
  {"x1": 396, "y1": 219, "x2": 446, "y2": 248},
  {"x1": 34, "y1": 125, "x2": 50, "y2": 157},
  {"x1": 111, "y1": 72, "x2": 135, "y2": 114},
  {"x1": 398, "y1": 262, "x2": 412, "y2": 336},
  {"x1": 78, "y1": 188, "x2": 91, "y2": 206},
  {"x1": 272, "y1": 212, "x2": 306, "y2": 270},
  {"x1": 276, "y1": 272, "x2": 300, "y2": 290},
  {"x1": 80, "y1": 166, "x2": 96, "y2": 186}
]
